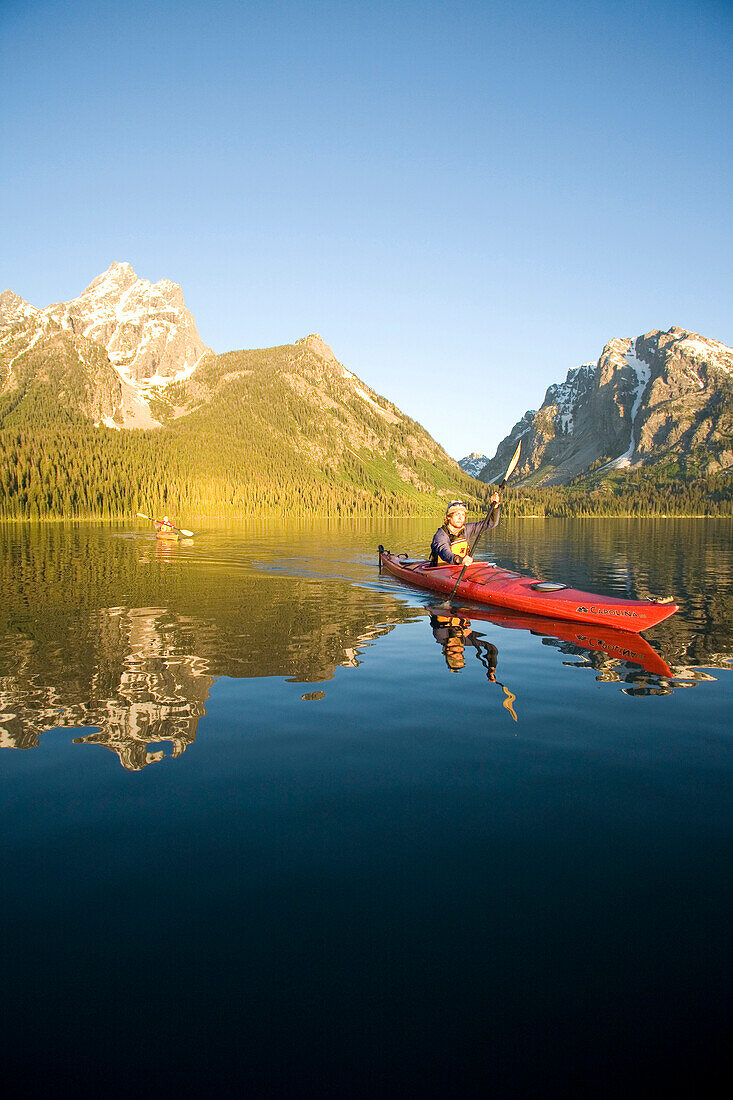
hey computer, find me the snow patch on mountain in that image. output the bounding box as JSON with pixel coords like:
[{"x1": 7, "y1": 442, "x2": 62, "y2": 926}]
[
  {"x1": 602, "y1": 341, "x2": 650, "y2": 469},
  {"x1": 41, "y1": 261, "x2": 211, "y2": 387},
  {"x1": 545, "y1": 363, "x2": 595, "y2": 435},
  {"x1": 675, "y1": 335, "x2": 732, "y2": 377}
]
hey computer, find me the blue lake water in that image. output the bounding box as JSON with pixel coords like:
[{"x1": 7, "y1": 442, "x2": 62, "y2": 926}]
[{"x1": 1, "y1": 517, "x2": 731, "y2": 1095}]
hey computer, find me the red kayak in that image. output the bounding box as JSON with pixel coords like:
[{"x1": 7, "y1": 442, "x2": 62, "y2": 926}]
[{"x1": 379, "y1": 548, "x2": 678, "y2": 634}]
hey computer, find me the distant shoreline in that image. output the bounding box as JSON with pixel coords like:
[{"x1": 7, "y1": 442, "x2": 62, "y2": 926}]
[{"x1": 0, "y1": 512, "x2": 729, "y2": 525}]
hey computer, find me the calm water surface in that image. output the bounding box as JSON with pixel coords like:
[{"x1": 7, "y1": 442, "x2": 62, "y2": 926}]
[{"x1": 1, "y1": 517, "x2": 731, "y2": 1095}]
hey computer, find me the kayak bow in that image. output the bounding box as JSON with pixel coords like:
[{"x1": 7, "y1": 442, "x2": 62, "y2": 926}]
[{"x1": 379, "y1": 548, "x2": 678, "y2": 633}]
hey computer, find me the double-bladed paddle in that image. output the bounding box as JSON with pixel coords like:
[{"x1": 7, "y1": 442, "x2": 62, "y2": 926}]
[
  {"x1": 446, "y1": 439, "x2": 521, "y2": 602},
  {"x1": 136, "y1": 511, "x2": 194, "y2": 538}
]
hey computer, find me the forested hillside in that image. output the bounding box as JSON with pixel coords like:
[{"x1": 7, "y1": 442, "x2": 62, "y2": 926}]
[
  {"x1": 0, "y1": 424, "x2": 494, "y2": 519},
  {"x1": 2, "y1": 422, "x2": 729, "y2": 520},
  {"x1": 506, "y1": 467, "x2": 732, "y2": 517},
  {"x1": 0, "y1": 322, "x2": 493, "y2": 518}
]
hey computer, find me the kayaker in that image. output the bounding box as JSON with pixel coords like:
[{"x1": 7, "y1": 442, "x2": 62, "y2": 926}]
[
  {"x1": 154, "y1": 515, "x2": 176, "y2": 535},
  {"x1": 429, "y1": 495, "x2": 501, "y2": 567}
]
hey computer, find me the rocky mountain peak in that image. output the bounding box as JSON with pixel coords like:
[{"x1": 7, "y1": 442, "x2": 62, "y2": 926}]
[
  {"x1": 475, "y1": 327, "x2": 733, "y2": 484},
  {"x1": 458, "y1": 452, "x2": 491, "y2": 478},
  {"x1": 297, "y1": 333, "x2": 340, "y2": 367},
  {"x1": 40, "y1": 262, "x2": 210, "y2": 384},
  {"x1": 0, "y1": 290, "x2": 38, "y2": 326},
  {"x1": 0, "y1": 263, "x2": 214, "y2": 431},
  {"x1": 82, "y1": 261, "x2": 138, "y2": 297}
]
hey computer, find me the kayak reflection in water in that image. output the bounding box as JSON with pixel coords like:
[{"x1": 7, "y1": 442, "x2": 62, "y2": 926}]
[
  {"x1": 429, "y1": 614, "x2": 518, "y2": 721},
  {"x1": 430, "y1": 613, "x2": 498, "y2": 677}
]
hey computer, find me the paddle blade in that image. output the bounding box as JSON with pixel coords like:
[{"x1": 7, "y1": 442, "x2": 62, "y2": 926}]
[
  {"x1": 178, "y1": 529, "x2": 194, "y2": 537},
  {"x1": 136, "y1": 512, "x2": 151, "y2": 520},
  {"x1": 500, "y1": 440, "x2": 521, "y2": 486}
]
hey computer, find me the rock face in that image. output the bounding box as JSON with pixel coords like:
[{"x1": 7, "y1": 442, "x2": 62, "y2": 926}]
[
  {"x1": 479, "y1": 328, "x2": 733, "y2": 484},
  {"x1": 0, "y1": 263, "x2": 212, "y2": 428}
]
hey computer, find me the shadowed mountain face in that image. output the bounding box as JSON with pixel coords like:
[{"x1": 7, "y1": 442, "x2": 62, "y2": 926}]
[
  {"x1": 458, "y1": 452, "x2": 491, "y2": 478},
  {"x1": 478, "y1": 328, "x2": 733, "y2": 486}
]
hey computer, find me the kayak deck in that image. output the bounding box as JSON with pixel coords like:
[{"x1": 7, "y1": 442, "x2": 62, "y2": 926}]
[{"x1": 379, "y1": 549, "x2": 678, "y2": 633}]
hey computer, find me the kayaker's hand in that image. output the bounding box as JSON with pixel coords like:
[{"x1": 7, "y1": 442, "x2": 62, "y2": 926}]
[
  {"x1": 461, "y1": 554, "x2": 473, "y2": 566},
  {"x1": 490, "y1": 492, "x2": 501, "y2": 505}
]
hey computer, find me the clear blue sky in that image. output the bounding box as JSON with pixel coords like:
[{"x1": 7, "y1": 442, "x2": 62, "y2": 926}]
[{"x1": 2, "y1": 0, "x2": 731, "y2": 458}]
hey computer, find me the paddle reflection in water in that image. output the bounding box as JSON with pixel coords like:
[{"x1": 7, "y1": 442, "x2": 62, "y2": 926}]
[{"x1": 429, "y1": 612, "x2": 518, "y2": 720}]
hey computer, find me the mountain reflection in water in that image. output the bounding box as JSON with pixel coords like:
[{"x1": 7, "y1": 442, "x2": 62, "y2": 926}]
[
  {"x1": 0, "y1": 539, "x2": 420, "y2": 768},
  {"x1": 0, "y1": 519, "x2": 731, "y2": 769},
  {"x1": 2, "y1": 606, "x2": 212, "y2": 769}
]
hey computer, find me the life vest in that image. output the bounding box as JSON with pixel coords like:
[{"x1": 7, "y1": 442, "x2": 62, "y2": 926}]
[
  {"x1": 432, "y1": 614, "x2": 468, "y2": 629},
  {"x1": 430, "y1": 523, "x2": 469, "y2": 566}
]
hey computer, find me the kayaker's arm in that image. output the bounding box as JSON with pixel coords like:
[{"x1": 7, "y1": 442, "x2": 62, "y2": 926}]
[{"x1": 465, "y1": 504, "x2": 500, "y2": 541}]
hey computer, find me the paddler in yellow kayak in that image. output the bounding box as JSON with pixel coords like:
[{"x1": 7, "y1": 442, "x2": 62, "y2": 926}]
[
  {"x1": 429, "y1": 494, "x2": 501, "y2": 567},
  {"x1": 154, "y1": 515, "x2": 178, "y2": 539}
]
